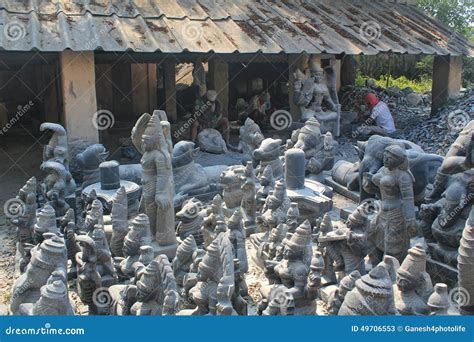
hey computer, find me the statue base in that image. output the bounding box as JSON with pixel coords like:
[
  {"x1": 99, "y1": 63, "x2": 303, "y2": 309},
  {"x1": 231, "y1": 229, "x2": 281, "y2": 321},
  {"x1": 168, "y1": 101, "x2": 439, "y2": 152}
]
[
  {"x1": 287, "y1": 179, "x2": 333, "y2": 224},
  {"x1": 151, "y1": 241, "x2": 177, "y2": 259}
]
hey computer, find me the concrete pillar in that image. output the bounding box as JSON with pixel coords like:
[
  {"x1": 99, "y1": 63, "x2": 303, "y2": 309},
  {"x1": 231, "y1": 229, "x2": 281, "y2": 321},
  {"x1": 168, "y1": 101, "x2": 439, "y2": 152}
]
[
  {"x1": 208, "y1": 57, "x2": 229, "y2": 114},
  {"x1": 431, "y1": 55, "x2": 463, "y2": 115},
  {"x1": 131, "y1": 64, "x2": 158, "y2": 117},
  {"x1": 288, "y1": 53, "x2": 309, "y2": 121},
  {"x1": 164, "y1": 61, "x2": 177, "y2": 122},
  {"x1": 59, "y1": 50, "x2": 98, "y2": 142}
]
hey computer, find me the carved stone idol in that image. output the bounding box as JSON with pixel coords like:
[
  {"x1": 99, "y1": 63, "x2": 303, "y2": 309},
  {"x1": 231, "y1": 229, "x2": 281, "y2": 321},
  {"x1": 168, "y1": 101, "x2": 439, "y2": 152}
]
[
  {"x1": 256, "y1": 165, "x2": 275, "y2": 209},
  {"x1": 260, "y1": 220, "x2": 321, "y2": 315},
  {"x1": 33, "y1": 205, "x2": 59, "y2": 244},
  {"x1": 253, "y1": 138, "x2": 284, "y2": 179},
  {"x1": 83, "y1": 199, "x2": 104, "y2": 234},
  {"x1": 227, "y1": 210, "x2": 249, "y2": 276},
  {"x1": 131, "y1": 255, "x2": 179, "y2": 316},
  {"x1": 91, "y1": 224, "x2": 118, "y2": 286},
  {"x1": 328, "y1": 270, "x2": 361, "y2": 315},
  {"x1": 76, "y1": 144, "x2": 109, "y2": 187},
  {"x1": 239, "y1": 118, "x2": 264, "y2": 162},
  {"x1": 366, "y1": 145, "x2": 416, "y2": 263},
  {"x1": 11, "y1": 236, "x2": 67, "y2": 315},
  {"x1": 110, "y1": 187, "x2": 129, "y2": 257},
  {"x1": 176, "y1": 198, "x2": 204, "y2": 246},
  {"x1": 394, "y1": 244, "x2": 433, "y2": 315},
  {"x1": 241, "y1": 171, "x2": 257, "y2": 236},
  {"x1": 220, "y1": 165, "x2": 245, "y2": 215},
  {"x1": 131, "y1": 111, "x2": 177, "y2": 256},
  {"x1": 172, "y1": 235, "x2": 198, "y2": 287},
  {"x1": 118, "y1": 214, "x2": 152, "y2": 278},
  {"x1": 293, "y1": 60, "x2": 340, "y2": 135},
  {"x1": 13, "y1": 177, "x2": 37, "y2": 245},
  {"x1": 189, "y1": 233, "x2": 238, "y2": 315},
  {"x1": 339, "y1": 265, "x2": 396, "y2": 315},
  {"x1": 202, "y1": 194, "x2": 225, "y2": 247},
  {"x1": 19, "y1": 279, "x2": 72, "y2": 316}
]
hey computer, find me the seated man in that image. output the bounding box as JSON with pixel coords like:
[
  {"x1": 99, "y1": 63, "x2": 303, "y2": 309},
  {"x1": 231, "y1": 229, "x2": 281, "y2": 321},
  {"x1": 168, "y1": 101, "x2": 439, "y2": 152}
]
[
  {"x1": 356, "y1": 92, "x2": 396, "y2": 136},
  {"x1": 191, "y1": 90, "x2": 230, "y2": 144}
]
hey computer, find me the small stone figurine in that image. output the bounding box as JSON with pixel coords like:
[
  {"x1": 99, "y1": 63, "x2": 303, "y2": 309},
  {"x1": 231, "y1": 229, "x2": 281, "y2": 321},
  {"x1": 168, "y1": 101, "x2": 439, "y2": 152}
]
[
  {"x1": 202, "y1": 194, "x2": 225, "y2": 247},
  {"x1": 427, "y1": 283, "x2": 451, "y2": 316},
  {"x1": 339, "y1": 265, "x2": 397, "y2": 316},
  {"x1": 256, "y1": 165, "x2": 275, "y2": 209},
  {"x1": 239, "y1": 117, "x2": 264, "y2": 162},
  {"x1": 188, "y1": 233, "x2": 238, "y2": 315},
  {"x1": 19, "y1": 279, "x2": 72, "y2": 316},
  {"x1": 11, "y1": 236, "x2": 67, "y2": 315},
  {"x1": 241, "y1": 170, "x2": 257, "y2": 235},
  {"x1": 90, "y1": 224, "x2": 118, "y2": 286},
  {"x1": 131, "y1": 111, "x2": 177, "y2": 254},
  {"x1": 327, "y1": 270, "x2": 361, "y2": 315},
  {"x1": 176, "y1": 198, "x2": 204, "y2": 246},
  {"x1": 33, "y1": 205, "x2": 59, "y2": 244},
  {"x1": 13, "y1": 177, "x2": 37, "y2": 245},
  {"x1": 226, "y1": 211, "x2": 249, "y2": 294},
  {"x1": 260, "y1": 220, "x2": 322, "y2": 315},
  {"x1": 130, "y1": 255, "x2": 179, "y2": 316},
  {"x1": 110, "y1": 186, "x2": 129, "y2": 257},
  {"x1": 40, "y1": 160, "x2": 75, "y2": 214},
  {"x1": 118, "y1": 214, "x2": 152, "y2": 278},
  {"x1": 394, "y1": 244, "x2": 433, "y2": 315},
  {"x1": 172, "y1": 235, "x2": 198, "y2": 287},
  {"x1": 253, "y1": 138, "x2": 284, "y2": 179},
  {"x1": 75, "y1": 235, "x2": 102, "y2": 314},
  {"x1": 83, "y1": 199, "x2": 104, "y2": 234}
]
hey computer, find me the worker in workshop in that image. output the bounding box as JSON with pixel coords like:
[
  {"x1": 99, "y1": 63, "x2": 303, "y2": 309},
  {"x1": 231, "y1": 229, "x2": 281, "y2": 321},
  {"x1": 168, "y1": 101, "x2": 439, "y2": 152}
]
[{"x1": 356, "y1": 92, "x2": 396, "y2": 136}]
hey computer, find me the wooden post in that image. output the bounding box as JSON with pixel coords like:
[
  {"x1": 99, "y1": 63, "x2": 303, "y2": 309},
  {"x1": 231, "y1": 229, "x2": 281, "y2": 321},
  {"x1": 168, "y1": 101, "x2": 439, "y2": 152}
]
[
  {"x1": 111, "y1": 63, "x2": 132, "y2": 121},
  {"x1": 59, "y1": 50, "x2": 98, "y2": 142},
  {"x1": 431, "y1": 55, "x2": 463, "y2": 115},
  {"x1": 95, "y1": 63, "x2": 113, "y2": 112},
  {"x1": 208, "y1": 57, "x2": 229, "y2": 115},
  {"x1": 340, "y1": 55, "x2": 357, "y2": 87},
  {"x1": 131, "y1": 64, "x2": 158, "y2": 117},
  {"x1": 164, "y1": 61, "x2": 177, "y2": 122}
]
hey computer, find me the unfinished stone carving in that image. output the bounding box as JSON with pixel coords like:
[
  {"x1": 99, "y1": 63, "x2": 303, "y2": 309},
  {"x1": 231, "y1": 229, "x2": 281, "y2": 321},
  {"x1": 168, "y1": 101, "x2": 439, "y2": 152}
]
[{"x1": 131, "y1": 110, "x2": 177, "y2": 256}]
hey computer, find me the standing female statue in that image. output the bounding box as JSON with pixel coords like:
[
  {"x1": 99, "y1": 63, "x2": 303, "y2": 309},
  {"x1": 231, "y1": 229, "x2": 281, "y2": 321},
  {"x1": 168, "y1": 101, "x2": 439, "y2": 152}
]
[
  {"x1": 132, "y1": 111, "x2": 177, "y2": 251},
  {"x1": 365, "y1": 145, "x2": 416, "y2": 263}
]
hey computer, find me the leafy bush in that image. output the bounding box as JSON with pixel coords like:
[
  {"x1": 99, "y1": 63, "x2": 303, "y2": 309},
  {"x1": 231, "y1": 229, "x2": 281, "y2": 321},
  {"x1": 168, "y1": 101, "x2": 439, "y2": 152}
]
[{"x1": 355, "y1": 73, "x2": 432, "y2": 93}]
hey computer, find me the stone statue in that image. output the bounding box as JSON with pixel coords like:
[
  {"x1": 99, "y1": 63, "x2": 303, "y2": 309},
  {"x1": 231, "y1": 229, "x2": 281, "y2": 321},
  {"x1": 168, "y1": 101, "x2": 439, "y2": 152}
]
[
  {"x1": 202, "y1": 194, "x2": 225, "y2": 247},
  {"x1": 176, "y1": 198, "x2": 204, "y2": 246},
  {"x1": 241, "y1": 171, "x2": 257, "y2": 235},
  {"x1": 339, "y1": 265, "x2": 397, "y2": 315},
  {"x1": 90, "y1": 224, "x2": 118, "y2": 285},
  {"x1": 40, "y1": 122, "x2": 69, "y2": 169},
  {"x1": 327, "y1": 270, "x2": 361, "y2": 315},
  {"x1": 260, "y1": 220, "x2": 322, "y2": 315},
  {"x1": 356, "y1": 135, "x2": 441, "y2": 202},
  {"x1": 118, "y1": 214, "x2": 152, "y2": 278},
  {"x1": 394, "y1": 244, "x2": 433, "y2": 315},
  {"x1": 33, "y1": 205, "x2": 59, "y2": 244},
  {"x1": 254, "y1": 138, "x2": 284, "y2": 179},
  {"x1": 172, "y1": 235, "x2": 198, "y2": 287},
  {"x1": 172, "y1": 141, "x2": 226, "y2": 204},
  {"x1": 76, "y1": 144, "x2": 109, "y2": 187},
  {"x1": 130, "y1": 255, "x2": 179, "y2": 316},
  {"x1": 110, "y1": 187, "x2": 129, "y2": 257},
  {"x1": 19, "y1": 279, "x2": 72, "y2": 316},
  {"x1": 239, "y1": 118, "x2": 264, "y2": 162},
  {"x1": 108, "y1": 284, "x2": 138, "y2": 316},
  {"x1": 425, "y1": 120, "x2": 473, "y2": 202},
  {"x1": 291, "y1": 118, "x2": 337, "y2": 181},
  {"x1": 366, "y1": 145, "x2": 417, "y2": 263},
  {"x1": 131, "y1": 110, "x2": 177, "y2": 254},
  {"x1": 64, "y1": 221, "x2": 79, "y2": 269},
  {"x1": 75, "y1": 235, "x2": 102, "y2": 314},
  {"x1": 10, "y1": 236, "x2": 67, "y2": 315},
  {"x1": 226, "y1": 210, "x2": 249, "y2": 276},
  {"x1": 427, "y1": 283, "x2": 451, "y2": 315},
  {"x1": 220, "y1": 165, "x2": 245, "y2": 215},
  {"x1": 197, "y1": 128, "x2": 228, "y2": 154},
  {"x1": 13, "y1": 177, "x2": 37, "y2": 245},
  {"x1": 188, "y1": 233, "x2": 238, "y2": 315},
  {"x1": 40, "y1": 161, "x2": 74, "y2": 216},
  {"x1": 293, "y1": 60, "x2": 340, "y2": 135},
  {"x1": 256, "y1": 165, "x2": 274, "y2": 209},
  {"x1": 458, "y1": 206, "x2": 474, "y2": 314}
]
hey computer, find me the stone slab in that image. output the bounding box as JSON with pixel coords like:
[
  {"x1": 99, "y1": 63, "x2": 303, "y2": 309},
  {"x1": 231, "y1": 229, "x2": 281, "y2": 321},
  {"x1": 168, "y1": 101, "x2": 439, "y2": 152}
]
[{"x1": 324, "y1": 177, "x2": 360, "y2": 203}]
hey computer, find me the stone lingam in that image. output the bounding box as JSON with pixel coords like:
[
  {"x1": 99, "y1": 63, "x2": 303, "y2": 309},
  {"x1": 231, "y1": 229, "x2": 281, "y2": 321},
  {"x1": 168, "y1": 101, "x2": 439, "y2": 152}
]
[
  {"x1": 284, "y1": 148, "x2": 332, "y2": 223},
  {"x1": 130, "y1": 110, "x2": 178, "y2": 258},
  {"x1": 82, "y1": 160, "x2": 140, "y2": 217}
]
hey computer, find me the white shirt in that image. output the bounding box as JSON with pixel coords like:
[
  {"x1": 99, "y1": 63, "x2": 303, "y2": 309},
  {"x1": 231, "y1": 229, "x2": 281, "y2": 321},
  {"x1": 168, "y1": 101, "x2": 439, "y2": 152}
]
[{"x1": 370, "y1": 101, "x2": 396, "y2": 133}]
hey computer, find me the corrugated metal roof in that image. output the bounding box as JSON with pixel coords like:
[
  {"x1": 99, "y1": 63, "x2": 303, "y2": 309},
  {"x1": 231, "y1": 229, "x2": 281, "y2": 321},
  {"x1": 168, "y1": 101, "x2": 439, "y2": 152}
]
[{"x1": 0, "y1": 0, "x2": 472, "y2": 56}]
